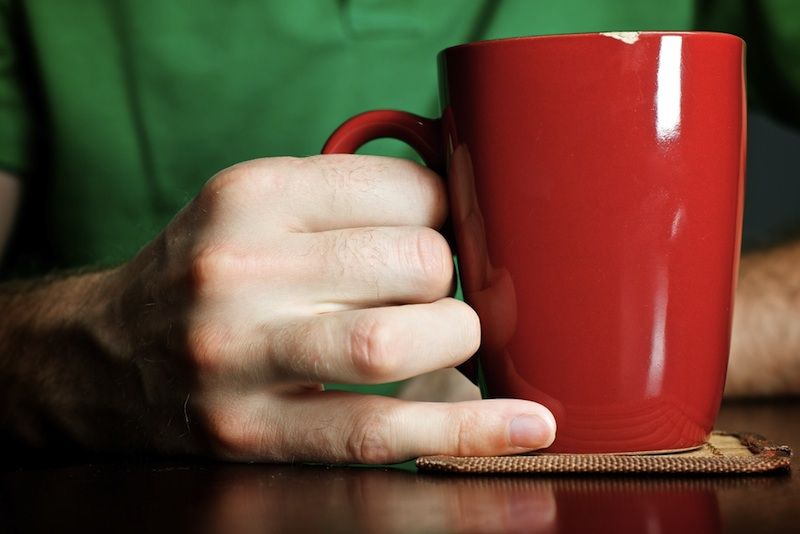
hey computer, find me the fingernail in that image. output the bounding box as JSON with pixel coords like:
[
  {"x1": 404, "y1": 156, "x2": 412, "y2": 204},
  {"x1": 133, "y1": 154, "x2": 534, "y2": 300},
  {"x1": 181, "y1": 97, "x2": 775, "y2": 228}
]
[{"x1": 509, "y1": 414, "x2": 555, "y2": 449}]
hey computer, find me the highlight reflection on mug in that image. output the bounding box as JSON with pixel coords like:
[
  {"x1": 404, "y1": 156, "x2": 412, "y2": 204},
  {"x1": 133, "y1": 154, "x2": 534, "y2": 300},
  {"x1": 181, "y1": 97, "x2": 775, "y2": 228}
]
[{"x1": 449, "y1": 143, "x2": 517, "y2": 354}]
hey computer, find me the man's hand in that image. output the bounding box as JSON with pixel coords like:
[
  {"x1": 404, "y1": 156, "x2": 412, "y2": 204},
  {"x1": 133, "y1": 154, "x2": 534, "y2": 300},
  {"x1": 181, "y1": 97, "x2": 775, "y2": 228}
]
[{"x1": 0, "y1": 155, "x2": 556, "y2": 463}]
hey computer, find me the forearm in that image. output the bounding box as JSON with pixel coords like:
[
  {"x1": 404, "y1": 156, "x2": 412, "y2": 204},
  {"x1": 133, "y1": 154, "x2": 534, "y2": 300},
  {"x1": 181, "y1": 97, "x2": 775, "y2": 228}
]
[
  {"x1": 726, "y1": 239, "x2": 800, "y2": 397},
  {"x1": 0, "y1": 269, "x2": 144, "y2": 450}
]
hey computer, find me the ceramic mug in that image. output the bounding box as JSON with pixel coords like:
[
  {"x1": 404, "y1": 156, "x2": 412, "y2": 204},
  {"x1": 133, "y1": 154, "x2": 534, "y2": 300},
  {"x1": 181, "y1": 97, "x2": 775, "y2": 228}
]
[{"x1": 323, "y1": 32, "x2": 746, "y2": 453}]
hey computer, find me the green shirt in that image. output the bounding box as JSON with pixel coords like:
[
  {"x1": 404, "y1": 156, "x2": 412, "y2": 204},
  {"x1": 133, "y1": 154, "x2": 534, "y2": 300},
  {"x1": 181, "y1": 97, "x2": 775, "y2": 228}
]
[
  {"x1": 3, "y1": 0, "x2": 799, "y2": 269},
  {"x1": 0, "y1": 1, "x2": 698, "y2": 266},
  {"x1": 1, "y1": 0, "x2": 799, "y2": 394}
]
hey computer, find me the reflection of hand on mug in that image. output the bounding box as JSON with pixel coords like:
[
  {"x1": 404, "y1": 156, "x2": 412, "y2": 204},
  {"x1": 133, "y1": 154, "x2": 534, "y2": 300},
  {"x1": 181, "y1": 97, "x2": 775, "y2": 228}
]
[
  {"x1": 449, "y1": 144, "x2": 517, "y2": 353},
  {"x1": 447, "y1": 145, "x2": 564, "y2": 418}
]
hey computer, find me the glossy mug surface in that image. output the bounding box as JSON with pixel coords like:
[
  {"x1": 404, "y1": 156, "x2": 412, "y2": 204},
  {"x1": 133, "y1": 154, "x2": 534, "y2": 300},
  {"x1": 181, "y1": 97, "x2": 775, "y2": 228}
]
[{"x1": 324, "y1": 32, "x2": 746, "y2": 453}]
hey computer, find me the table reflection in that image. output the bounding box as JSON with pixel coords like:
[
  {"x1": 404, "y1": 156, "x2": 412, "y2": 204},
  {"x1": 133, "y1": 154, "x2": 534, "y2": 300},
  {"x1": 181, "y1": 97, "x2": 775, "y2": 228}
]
[
  {"x1": 196, "y1": 466, "x2": 760, "y2": 534},
  {"x1": 3, "y1": 401, "x2": 794, "y2": 533},
  {"x1": 2, "y1": 460, "x2": 790, "y2": 534}
]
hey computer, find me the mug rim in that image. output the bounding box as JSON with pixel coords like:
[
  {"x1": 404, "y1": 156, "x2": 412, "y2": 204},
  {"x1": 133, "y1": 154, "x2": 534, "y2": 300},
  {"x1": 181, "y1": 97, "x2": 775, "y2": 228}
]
[{"x1": 441, "y1": 30, "x2": 744, "y2": 55}]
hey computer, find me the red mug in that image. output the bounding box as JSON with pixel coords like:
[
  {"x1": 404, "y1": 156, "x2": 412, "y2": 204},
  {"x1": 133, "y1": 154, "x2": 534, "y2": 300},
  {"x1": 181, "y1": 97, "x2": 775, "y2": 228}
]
[{"x1": 323, "y1": 32, "x2": 746, "y2": 453}]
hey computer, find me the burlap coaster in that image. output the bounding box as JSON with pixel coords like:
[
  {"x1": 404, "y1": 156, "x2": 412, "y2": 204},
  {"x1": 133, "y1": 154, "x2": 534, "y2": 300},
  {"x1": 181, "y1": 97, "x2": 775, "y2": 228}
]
[{"x1": 416, "y1": 432, "x2": 792, "y2": 475}]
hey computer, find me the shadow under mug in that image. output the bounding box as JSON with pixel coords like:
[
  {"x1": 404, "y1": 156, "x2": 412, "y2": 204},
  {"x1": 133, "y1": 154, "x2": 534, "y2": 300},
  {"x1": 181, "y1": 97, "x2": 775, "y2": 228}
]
[{"x1": 323, "y1": 31, "x2": 746, "y2": 453}]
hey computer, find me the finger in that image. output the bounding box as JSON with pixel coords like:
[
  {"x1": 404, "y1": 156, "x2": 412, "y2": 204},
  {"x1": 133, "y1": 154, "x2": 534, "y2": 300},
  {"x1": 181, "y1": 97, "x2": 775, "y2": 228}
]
[
  {"x1": 261, "y1": 298, "x2": 480, "y2": 385},
  {"x1": 236, "y1": 154, "x2": 448, "y2": 232},
  {"x1": 294, "y1": 225, "x2": 453, "y2": 309},
  {"x1": 211, "y1": 392, "x2": 557, "y2": 464}
]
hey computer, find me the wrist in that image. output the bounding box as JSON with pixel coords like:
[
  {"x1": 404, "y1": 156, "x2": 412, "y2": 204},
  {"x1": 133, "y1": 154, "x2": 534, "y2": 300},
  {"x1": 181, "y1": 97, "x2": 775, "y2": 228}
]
[{"x1": 0, "y1": 268, "x2": 148, "y2": 451}]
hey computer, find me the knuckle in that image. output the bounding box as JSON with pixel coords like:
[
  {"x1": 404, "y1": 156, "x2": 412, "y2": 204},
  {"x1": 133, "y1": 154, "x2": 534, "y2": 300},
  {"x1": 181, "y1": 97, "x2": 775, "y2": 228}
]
[
  {"x1": 348, "y1": 316, "x2": 398, "y2": 381},
  {"x1": 201, "y1": 159, "x2": 291, "y2": 206},
  {"x1": 452, "y1": 408, "x2": 484, "y2": 456},
  {"x1": 403, "y1": 228, "x2": 453, "y2": 290},
  {"x1": 185, "y1": 322, "x2": 233, "y2": 377},
  {"x1": 199, "y1": 169, "x2": 243, "y2": 208},
  {"x1": 203, "y1": 407, "x2": 264, "y2": 459},
  {"x1": 346, "y1": 407, "x2": 396, "y2": 464},
  {"x1": 188, "y1": 245, "x2": 232, "y2": 292},
  {"x1": 188, "y1": 245, "x2": 282, "y2": 293}
]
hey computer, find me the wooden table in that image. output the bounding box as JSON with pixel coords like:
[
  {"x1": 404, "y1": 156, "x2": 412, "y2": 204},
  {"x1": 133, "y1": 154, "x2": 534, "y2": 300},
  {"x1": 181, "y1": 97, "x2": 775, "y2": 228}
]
[{"x1": 2, "y1": 400, "x2": 797, "y2": 533}]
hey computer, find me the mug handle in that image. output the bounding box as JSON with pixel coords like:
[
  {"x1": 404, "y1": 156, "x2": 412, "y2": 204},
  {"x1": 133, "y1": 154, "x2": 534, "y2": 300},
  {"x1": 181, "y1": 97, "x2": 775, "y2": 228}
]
[{"x1": 322, "y1": 110, "x2": 444, "y2": 173}]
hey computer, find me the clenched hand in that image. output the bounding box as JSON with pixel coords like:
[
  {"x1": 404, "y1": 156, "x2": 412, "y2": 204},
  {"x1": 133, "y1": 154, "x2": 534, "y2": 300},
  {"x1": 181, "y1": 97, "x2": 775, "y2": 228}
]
[{"x1": 10, "y1": 155, "x2": 556, "y2": 463}]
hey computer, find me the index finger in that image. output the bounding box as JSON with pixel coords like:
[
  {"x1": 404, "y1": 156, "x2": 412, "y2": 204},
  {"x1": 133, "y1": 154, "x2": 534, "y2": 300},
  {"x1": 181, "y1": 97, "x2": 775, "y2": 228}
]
[{"x1": 244, "y1": 155, "x2": 448, "y2": 232}]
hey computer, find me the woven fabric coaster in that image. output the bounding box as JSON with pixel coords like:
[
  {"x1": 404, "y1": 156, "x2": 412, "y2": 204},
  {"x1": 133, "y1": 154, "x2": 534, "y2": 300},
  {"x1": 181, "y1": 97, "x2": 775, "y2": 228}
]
[{"x1": 416, "y1": 432, "x2": 792, "y2": 475}]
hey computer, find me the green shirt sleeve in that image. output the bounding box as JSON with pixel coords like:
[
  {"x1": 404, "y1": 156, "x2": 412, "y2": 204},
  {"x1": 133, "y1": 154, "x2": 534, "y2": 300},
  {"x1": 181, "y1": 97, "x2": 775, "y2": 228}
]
[{"x1": 0, "y1": 0, "x2": 31, "y2": 175}]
